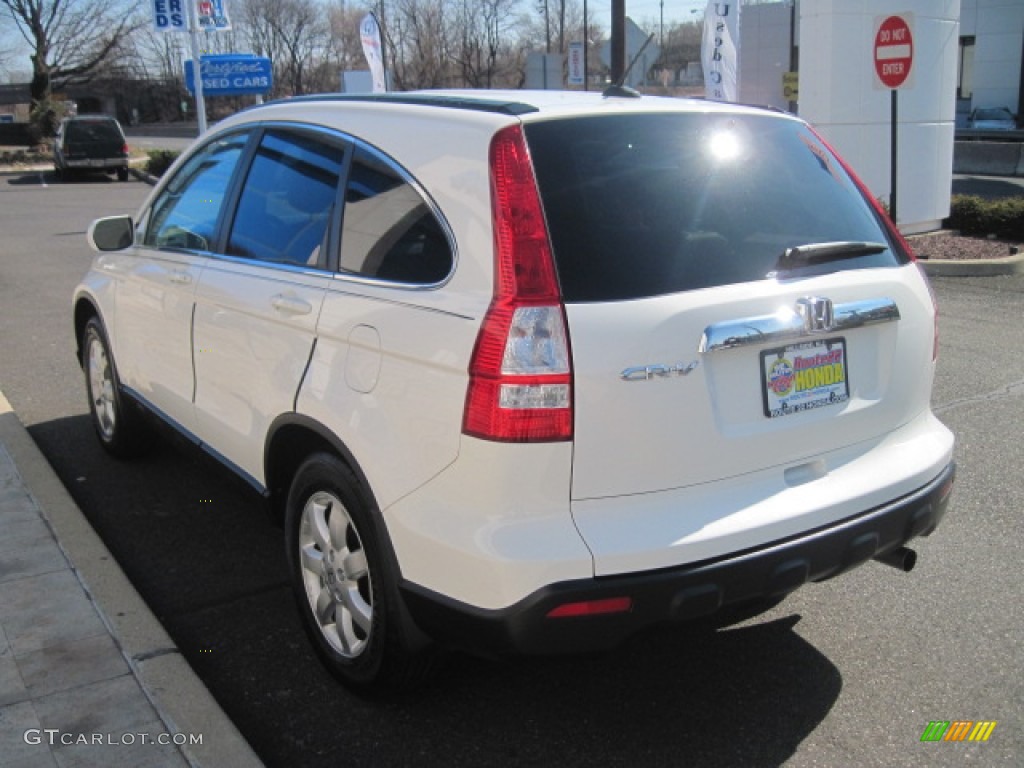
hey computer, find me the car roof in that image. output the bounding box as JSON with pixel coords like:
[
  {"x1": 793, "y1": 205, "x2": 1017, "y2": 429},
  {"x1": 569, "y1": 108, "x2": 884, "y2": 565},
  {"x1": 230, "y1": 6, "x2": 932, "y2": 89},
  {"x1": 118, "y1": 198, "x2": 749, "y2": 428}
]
[{"x1": 248, "y1": 89, "x2": 792, "y2": 124}]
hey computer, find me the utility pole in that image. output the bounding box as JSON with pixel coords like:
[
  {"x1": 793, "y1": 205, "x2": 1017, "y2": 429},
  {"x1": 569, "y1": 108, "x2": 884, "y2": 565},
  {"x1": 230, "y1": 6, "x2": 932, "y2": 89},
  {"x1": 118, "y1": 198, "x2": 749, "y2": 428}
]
[
  {"x1": 559, "y1": 0, "x2": 566, "y2": 54},
  {"x1": 611, "y1": 0, "x2": 625, "y2": 83},
  {"x1": 660, "y1": 0, "x2": 664, "y2": 49},
  {"x1": 545, "y1": 0, "x2": 551, "y2": 53},
  {"x1": 583, "y1": 0, "x2": 589, "y2": 90}
]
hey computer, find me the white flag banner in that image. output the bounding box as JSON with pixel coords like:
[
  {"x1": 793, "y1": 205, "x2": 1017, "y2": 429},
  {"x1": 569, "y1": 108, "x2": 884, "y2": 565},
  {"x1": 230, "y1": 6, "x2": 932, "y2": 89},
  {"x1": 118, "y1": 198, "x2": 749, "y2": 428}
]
[
  {"x1": 360, "y1": 13, "x2": 387, "y2": 93},
  {"x1": 702, "y1": 1, "x2": 740, "y2": 102}
]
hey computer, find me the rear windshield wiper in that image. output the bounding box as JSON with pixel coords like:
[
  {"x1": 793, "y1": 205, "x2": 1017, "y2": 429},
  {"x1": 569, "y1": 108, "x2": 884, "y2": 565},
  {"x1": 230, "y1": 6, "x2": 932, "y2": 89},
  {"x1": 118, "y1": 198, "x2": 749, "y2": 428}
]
[{"x1": 776, "y1": 241, "x2": 888, "y2": 270}]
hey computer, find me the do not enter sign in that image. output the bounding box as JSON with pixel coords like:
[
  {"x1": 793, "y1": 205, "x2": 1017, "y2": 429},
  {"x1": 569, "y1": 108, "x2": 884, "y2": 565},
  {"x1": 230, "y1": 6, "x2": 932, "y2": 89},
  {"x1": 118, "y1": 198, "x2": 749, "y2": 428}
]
[{"x1": 874, "y1": 15, "x2": 913, "y2": 89}]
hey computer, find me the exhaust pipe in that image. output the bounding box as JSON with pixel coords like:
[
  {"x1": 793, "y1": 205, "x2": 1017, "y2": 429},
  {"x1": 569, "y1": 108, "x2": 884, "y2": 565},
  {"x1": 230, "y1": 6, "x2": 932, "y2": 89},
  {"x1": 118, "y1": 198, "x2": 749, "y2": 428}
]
[{"x1": 874, "y1": 546, "x2": 917, "y2": 573}]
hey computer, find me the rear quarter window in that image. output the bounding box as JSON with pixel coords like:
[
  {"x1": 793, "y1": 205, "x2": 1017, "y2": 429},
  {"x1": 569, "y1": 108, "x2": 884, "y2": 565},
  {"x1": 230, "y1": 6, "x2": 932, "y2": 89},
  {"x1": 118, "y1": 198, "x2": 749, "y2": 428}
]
[
  {"x1": 338, "y1": 147, "x2": 453, "y2": 285},
  {"x1": 525, "y1": 113, "x2": 908, "y2": 302}
]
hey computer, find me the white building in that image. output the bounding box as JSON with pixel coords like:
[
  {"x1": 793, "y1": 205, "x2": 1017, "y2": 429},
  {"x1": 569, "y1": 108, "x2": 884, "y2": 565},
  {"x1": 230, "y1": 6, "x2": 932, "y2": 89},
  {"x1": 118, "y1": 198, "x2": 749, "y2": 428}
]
[{"x1": 736, "y1": 0, "x2": 1023, "y2": 234}]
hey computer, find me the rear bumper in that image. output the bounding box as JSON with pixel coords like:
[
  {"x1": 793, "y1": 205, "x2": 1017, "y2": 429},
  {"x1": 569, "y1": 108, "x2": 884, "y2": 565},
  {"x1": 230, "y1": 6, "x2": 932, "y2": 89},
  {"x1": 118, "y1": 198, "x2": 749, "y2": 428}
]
[{"x1": 400, "y1": 461, "x2": 954, "y2": 656}]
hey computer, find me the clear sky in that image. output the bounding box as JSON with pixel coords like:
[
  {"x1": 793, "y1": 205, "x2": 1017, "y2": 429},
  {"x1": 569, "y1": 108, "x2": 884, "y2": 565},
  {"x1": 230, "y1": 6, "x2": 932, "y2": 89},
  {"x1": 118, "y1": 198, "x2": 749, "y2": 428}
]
[{"x1": 589, "y1": 0, "x2": 713, "y2": 31}]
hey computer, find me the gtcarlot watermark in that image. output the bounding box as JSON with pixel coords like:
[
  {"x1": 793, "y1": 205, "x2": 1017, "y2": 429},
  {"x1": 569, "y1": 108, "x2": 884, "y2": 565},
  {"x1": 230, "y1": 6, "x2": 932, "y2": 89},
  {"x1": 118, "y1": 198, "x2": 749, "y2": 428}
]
[{"x1": 24, "y1": 729, "x2": 203, "y2": 747}]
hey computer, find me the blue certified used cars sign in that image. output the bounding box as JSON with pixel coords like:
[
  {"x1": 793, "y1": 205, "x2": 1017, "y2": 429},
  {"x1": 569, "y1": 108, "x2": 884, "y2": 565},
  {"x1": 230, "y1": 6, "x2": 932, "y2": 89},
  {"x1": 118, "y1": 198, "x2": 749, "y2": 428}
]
[{"x1": 185, "y1": 54, "x2": 273, "y2": 97}]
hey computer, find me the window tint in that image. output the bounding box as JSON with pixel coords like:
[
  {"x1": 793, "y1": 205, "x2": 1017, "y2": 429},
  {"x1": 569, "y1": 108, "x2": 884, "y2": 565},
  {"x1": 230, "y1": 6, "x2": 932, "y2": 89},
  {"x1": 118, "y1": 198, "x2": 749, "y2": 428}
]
[
  {"x1": 339, "y1": 147, "x2": 452, "y2": 284},
  {"x1": 525, "y1": 114, "x2": 908, "y2": 302},
  {"x1": 145, "y1": 132, "x2": 249, "y2": 252},
  {"x1": 227, "y1": 130, "x2": 345, "y2": 268}
]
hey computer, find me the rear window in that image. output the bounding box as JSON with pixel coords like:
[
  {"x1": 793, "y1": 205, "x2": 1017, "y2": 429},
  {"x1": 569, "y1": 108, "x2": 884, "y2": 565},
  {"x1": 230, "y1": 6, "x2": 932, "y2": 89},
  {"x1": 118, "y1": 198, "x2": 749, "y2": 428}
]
[
  {"x1": 66, "y1": 119, "x2": 122, "y2": 143},
  {"x1": 525, "y1": 113, "x2": 908, "y2": 302}
]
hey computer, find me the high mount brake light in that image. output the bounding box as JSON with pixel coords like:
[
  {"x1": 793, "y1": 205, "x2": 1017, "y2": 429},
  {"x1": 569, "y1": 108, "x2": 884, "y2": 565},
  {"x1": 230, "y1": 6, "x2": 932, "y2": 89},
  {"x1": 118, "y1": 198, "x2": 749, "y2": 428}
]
[{"x1": 462, "y1": 125, "x2": 573, "y2": 442}]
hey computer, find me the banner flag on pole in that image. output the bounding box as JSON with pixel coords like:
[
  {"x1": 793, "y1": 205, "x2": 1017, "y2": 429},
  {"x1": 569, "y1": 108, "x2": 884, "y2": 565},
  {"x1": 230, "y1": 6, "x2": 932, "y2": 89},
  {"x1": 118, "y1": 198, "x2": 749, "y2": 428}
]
[
  {"x1": 360, "y1": 13, "x2": 387, "y2": 93},
  {"x1": 702, "y1": 1, "x2": 740, "y2": 102},
  {"x1": 197, "y1": 0, "x2": 232, "y2": 32}
]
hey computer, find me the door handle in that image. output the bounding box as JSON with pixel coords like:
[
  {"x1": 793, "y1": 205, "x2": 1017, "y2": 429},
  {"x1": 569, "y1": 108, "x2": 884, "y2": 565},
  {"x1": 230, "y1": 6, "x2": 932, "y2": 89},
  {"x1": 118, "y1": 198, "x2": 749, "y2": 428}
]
[
  {"x1": 169, "y1": 270, "x2": 192, "y2": 285},
  {"x1": 271, "y1": 294, "x2": 313, "y2": 316}
]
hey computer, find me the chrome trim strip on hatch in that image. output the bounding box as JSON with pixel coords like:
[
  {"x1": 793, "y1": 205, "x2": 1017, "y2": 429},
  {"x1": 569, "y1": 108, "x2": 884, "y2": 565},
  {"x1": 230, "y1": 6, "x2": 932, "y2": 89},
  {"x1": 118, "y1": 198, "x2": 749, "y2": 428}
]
[{"x1": 699, "y1": 297, "x2": 900, "y2": 353}]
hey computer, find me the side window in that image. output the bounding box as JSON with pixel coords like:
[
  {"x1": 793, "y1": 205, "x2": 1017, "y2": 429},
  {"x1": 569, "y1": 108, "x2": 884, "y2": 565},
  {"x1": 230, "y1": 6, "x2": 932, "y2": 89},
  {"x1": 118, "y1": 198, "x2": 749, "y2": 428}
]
[
  {"x1": 339, "y1": 147, "x2": 452, "y2": 284},
  {"x1": 145, "y1": 132, "x2": 249, "y2": 252},
  {"x1": 227, "y1": 130, "x2": 345, "y2": 268}
]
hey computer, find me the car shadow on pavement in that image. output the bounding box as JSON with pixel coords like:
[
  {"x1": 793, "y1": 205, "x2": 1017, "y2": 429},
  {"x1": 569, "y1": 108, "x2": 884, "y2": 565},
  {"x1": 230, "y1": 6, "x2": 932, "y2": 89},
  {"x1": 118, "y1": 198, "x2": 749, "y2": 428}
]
[
  {"x1": 4, "y1": 170, "x2": 126, "y2": 186},
  {"x1": 28, "y1": 412, "x2": 841, "y2": 768}
]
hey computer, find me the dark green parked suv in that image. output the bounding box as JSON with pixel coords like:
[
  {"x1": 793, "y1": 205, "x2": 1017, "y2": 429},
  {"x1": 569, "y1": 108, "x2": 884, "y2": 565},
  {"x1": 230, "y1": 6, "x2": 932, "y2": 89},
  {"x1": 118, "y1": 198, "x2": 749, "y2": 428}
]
[{"x1": 53, "y1": 114, "x2": 130, "y2": 181}]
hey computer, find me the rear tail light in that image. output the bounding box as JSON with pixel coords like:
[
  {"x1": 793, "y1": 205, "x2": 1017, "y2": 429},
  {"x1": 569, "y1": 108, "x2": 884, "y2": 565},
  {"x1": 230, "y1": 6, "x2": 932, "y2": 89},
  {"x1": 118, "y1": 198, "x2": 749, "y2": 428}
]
[
  {"x1": 462, "y1": 125, "x2": 573, "y2": 442},
  {"x1": 121, "y1": 142, "x2": 130, "y2": 157}
]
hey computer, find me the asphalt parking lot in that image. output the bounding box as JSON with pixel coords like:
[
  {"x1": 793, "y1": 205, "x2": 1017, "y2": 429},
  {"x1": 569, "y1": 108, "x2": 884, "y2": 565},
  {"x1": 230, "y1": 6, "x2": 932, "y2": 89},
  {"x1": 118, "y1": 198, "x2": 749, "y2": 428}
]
[{"x1": 0, "y1": 169, "x2": 1020, "y2": 767}]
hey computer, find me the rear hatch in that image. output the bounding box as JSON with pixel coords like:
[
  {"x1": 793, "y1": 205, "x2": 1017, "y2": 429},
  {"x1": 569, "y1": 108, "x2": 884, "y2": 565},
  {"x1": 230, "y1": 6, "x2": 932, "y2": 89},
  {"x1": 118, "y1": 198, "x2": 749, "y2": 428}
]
[
  {"x1": 524, "y1": 110, "x2": 936, "y2": 501},
  {"x1": 64, "y1": 118, "x2": 125, "y2": 161}
]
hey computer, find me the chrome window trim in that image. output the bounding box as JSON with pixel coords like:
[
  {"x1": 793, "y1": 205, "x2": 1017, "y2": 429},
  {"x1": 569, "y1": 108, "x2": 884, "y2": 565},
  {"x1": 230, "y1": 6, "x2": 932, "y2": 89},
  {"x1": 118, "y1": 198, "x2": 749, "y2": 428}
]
[
  {"x1": 699, "y1": 297, "x2": 900, "y2": 354},
  {"x1": 200, "y1": 250, "x2": 333, "y2": 279},
  {"x1": 138, "y1": 121, "x2": 459, "y2": 289}
]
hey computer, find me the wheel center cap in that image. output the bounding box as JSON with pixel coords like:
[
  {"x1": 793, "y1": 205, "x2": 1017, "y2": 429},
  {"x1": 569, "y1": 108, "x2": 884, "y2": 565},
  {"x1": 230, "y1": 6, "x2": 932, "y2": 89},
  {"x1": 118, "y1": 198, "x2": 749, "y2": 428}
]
[{"x1": 324, "y1": 549, "x2": 345, "y2": 597}]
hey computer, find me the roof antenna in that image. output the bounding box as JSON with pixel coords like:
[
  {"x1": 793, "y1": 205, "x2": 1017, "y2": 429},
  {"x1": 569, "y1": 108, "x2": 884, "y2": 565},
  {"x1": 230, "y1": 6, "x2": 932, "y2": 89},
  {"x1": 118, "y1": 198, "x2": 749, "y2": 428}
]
[{"x1": 602, "y1": 32, "x2": 655, "y2": 99}]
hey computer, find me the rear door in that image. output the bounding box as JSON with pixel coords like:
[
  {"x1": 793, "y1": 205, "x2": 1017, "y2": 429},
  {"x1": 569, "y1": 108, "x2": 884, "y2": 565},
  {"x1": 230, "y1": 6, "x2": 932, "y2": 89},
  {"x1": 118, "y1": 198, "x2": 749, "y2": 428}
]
[
  {"x1": 191, "y1": 128, "x2": 342, "y2": 485},
  {"x1": 525, "y1": 111, "x2": 937, "y2": 501}
]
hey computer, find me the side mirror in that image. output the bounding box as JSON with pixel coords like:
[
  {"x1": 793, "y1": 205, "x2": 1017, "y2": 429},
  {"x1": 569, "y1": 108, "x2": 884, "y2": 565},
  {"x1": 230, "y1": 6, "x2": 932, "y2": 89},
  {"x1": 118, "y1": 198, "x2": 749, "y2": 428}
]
[{"x1": 88, "y1": 215, "x2": 134, "y2": 252}]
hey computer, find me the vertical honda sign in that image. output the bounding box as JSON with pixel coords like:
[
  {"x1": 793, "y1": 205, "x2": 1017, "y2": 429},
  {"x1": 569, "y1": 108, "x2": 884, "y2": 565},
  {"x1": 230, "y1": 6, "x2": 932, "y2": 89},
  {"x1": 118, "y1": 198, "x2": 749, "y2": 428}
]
[
  {"x1": 702, "y1": 1, "x2": 740, "y2": 102},
  {"x1": 360, "y1": 13, "x2": 387, "y2": 93}
]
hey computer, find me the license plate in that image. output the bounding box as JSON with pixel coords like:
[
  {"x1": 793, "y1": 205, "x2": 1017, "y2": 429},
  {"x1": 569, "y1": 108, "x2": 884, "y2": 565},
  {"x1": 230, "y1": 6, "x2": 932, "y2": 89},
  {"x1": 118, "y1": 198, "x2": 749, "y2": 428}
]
[
  {"x1": 761, "y1": 337, "x2": 849, "y2": 418},
  {"x1": 89, "y1": 159, "x2": 106, "y2": 167}
]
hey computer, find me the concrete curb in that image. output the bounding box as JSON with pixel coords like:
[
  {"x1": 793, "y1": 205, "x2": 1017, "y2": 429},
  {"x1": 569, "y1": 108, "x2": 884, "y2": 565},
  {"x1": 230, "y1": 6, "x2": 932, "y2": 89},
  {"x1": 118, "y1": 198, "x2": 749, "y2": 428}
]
[
  {"x1": 0, "y1": 390, "x2": 263, "y2": 768},
  {"x1": 918, "y1": 252, "x2": 1024, "y2": 277}
]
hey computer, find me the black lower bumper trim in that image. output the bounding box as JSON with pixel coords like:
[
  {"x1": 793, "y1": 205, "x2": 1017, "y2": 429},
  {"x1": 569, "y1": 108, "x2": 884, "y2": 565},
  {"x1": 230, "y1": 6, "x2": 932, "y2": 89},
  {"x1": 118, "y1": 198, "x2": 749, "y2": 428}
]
[{"x1": 399, "y1": 462, "x2": 955, "y2": 656}]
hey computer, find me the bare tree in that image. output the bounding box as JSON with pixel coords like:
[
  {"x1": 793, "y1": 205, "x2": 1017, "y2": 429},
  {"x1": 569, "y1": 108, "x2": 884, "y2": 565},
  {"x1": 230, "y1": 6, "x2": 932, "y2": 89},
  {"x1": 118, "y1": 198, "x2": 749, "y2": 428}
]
[
  {"x1": 1, "y1": 0, "x2": 136, "y2": 130},
  {"x1": 451, "y1": 0, "x2": 519, "y2": 88},
  {"x1": 325, "y1": 0, "x2": 370, "y2": 78},
  {"x1": 241, "y1": 0, "x2": 332, "y2": 97},
  {"x1": 384, "y1": 0, "x2": 454, "y2": 90}
]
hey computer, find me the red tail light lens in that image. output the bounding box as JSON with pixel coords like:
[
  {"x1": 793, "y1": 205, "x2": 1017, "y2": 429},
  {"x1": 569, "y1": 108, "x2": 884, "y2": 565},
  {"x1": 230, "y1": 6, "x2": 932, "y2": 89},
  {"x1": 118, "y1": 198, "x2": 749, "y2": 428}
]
[
  {"x1": 462, "y1": 125, "x2": 573, "y2": 442},
  {"x1": 547, "y1": 597, "x2": 633, "y2": 619}
]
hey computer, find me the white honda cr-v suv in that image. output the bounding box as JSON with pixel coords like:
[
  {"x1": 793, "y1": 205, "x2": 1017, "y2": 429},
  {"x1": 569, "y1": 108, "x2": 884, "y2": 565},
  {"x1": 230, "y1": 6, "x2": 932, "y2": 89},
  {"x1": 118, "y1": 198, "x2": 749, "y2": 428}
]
[{"x1": 74, "y1": 90, "x2": 955, "y2": 690}]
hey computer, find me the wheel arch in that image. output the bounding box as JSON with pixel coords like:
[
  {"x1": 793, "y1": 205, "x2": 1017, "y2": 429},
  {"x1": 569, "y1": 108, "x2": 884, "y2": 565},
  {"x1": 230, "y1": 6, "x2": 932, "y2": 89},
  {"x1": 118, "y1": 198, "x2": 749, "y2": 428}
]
[
  {"x1": 73, "y1": 294, "x2": 102, "y2": 367},
  {"x1": 264, "y1": 413, "x2": 379, "y2": 526},
  {"x1": 266, "y1": 413, "x2": 435, "y2": 654}
]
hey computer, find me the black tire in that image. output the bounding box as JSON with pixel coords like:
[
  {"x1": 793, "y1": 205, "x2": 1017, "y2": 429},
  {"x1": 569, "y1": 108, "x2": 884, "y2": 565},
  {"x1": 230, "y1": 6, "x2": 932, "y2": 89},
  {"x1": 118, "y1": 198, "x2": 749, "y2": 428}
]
[
  {"x1": 285, "y1": 452, "x2": 434, "y2": 692},
  {"x1": 116, "y1": 167, "x2": 129, "y2": 181},
  {"x1": 82, "y1": 316, "x2": 150, "y2": 458}
]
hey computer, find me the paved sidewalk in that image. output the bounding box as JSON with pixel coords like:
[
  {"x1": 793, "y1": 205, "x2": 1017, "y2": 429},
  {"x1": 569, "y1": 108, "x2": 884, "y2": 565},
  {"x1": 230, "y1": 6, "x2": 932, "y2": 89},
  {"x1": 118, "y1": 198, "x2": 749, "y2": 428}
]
[{"x1": 0, "y1": 392, "x2": 262, "y2": 768}]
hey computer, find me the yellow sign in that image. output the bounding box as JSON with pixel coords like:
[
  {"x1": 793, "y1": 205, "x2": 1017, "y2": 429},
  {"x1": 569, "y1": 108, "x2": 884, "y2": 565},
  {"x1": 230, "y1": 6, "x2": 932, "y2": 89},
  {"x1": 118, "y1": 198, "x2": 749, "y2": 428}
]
[{"x1": 783, "y1": 72, "x2": 799, "y2": 101}]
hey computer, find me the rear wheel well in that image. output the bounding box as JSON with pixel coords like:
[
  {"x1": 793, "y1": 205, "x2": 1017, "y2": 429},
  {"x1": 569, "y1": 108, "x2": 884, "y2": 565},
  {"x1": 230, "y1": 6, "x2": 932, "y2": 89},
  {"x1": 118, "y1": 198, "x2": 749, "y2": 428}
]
[{"x1": 265, "y1": 422, "x2": 355, "y2": 525}]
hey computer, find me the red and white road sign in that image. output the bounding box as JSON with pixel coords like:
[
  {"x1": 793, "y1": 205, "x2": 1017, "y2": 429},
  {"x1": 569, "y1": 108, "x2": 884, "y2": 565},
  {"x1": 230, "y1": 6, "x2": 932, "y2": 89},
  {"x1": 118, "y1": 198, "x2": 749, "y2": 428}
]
[{"x1": 874, "y1": 15, "x2": 914, "y2": 89}]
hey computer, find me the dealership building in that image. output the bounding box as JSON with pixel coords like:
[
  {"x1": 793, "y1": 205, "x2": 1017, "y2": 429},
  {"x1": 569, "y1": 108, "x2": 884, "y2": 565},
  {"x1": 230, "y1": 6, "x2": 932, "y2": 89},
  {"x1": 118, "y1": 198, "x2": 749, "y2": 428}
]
[{"x1": 740, "y1": 0, "x2": 1022, "y2": 234}]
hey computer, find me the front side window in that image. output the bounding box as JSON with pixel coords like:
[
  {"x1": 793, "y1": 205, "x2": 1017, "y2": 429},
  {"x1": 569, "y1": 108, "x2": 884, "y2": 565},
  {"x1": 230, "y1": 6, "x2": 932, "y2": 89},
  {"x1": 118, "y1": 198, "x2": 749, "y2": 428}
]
[
  {"x1": 144, "y1": 132, "x2": 249, "y2": 252},
  {"x1": 338, "y1": 147, "x2": 452, "y2": 284},
  {"x1": 227, "y1": 130, "x2": 345, "y2": 268}
]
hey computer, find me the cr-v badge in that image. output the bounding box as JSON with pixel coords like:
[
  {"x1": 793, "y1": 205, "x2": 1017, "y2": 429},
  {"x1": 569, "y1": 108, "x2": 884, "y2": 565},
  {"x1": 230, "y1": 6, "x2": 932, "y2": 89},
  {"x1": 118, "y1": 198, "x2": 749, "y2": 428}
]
[{"x1": 620, "y1": 360, "x2": 700, "y2": 381}]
